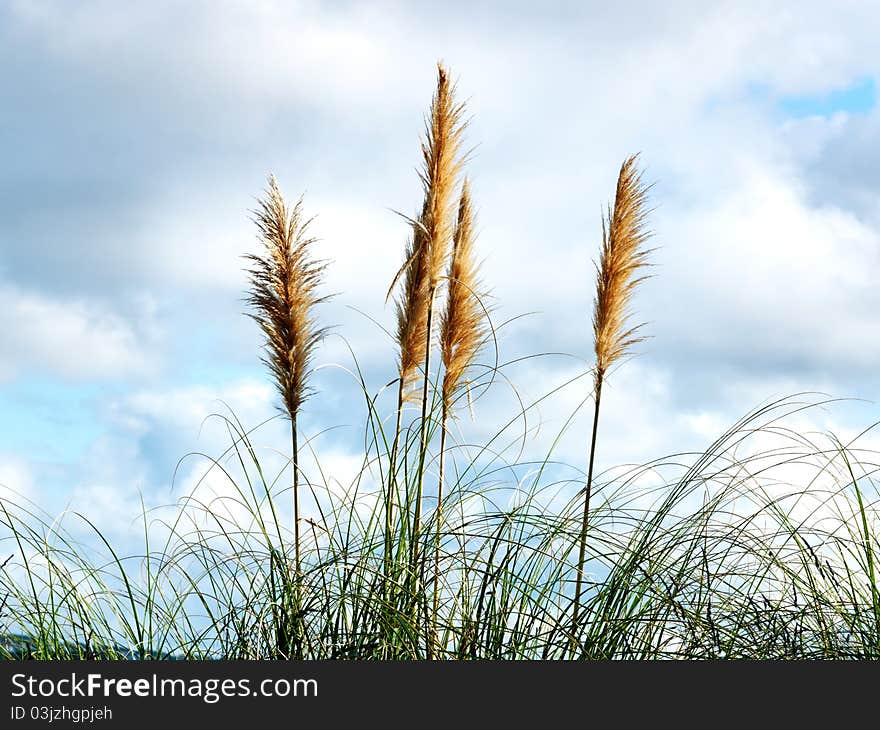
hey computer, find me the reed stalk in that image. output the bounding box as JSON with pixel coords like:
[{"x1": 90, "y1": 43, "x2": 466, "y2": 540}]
[
  {"x1": 571, "y1": 155, "x2": 652, "y2": 650},
  {"x1": 384, "y1": 377, "x2": 406, "y2": 591},
  {"x1": 387, "y1": 63, "x2": 465, "y2": 613},
  {"x1": 431, "y1": 179, "x2": 485, "y2": 657},
  {"x1": 244, "y1": 176, "x2": 328, "y2": 655}
]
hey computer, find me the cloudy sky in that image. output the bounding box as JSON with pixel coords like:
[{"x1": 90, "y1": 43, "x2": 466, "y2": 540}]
[{"x1": 1, "y1": 0, "x2": 879, "y2": 544}]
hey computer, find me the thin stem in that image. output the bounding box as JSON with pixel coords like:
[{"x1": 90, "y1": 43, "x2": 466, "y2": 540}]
[
  {"x1": 431, "y1": 402, "x2": 449, "y2": 659},
  {"x1": 386, "y1": 378, "x2": 405, "y2": 585},
  {"x1": 291, "y1": 415, "x2": 301, "y2": 658},
  {"x1": 411, "y1": 286, "x2": 437, "y2": 611},
  {"x1": 292, "y1": 416, "x2": 300, "y2": 578},
  {"x1": 571, "y1": 370, "x2": 603, "y2": 652}
]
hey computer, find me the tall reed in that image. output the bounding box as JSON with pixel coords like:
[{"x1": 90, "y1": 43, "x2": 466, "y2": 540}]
[
  {"x1": 244, "y1": 176, "x2": 328, "y2": 653},
  {"x1": 431, "y1": 179, "x2": 487, "y2": 656},
  {"x1": 571, "y1": 155, "x2": 652, "y2": 646},
  {"x1": 388, "y1": 63, "x2": 466, "y2": 589}
]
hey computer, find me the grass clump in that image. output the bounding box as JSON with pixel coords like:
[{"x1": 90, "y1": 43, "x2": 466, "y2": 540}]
[{"x1": 0, "y1": 64, "x2": 878, "y2": 661}]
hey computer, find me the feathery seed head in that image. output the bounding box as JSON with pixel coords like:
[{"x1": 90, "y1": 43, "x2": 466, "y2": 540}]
[
  {"x1": 441, "y1": 179, "x2": 486, "y2": 411},
  {"x1": 592, "y1": 154, "x2": 653, "y2": 383},
  {"x1": 245, "y1": 175, "x2": 328, "y2": 419},
  {"x1": 393, "y1": 62, "x2": 467, "y2": 400}
]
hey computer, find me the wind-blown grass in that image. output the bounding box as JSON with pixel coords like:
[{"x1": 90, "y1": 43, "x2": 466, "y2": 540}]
[
  {"x1": 572, "y1": 152, "x2": 653, "y2": 636},
  {"x1": 1, "y1": 65, "x2": 877, "y2": 662},
  {"x1": 1, "y1": 388, "x2": 878, "y2": 660}
]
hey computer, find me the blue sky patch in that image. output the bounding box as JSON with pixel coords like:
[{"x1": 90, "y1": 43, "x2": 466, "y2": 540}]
[
  {"x1": 776, "y1": 77, "x2": 876, "y2": 118},
  {"x1": 0, "y1": 379, "x2": 108, "y2": 465}
]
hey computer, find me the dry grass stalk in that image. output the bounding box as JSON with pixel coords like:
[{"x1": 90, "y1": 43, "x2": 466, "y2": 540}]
[
  {"x1": 385, "y1": 63, "x2": 466, "y2": 596},
  {"x1": 571, "y1": 154, "x2": 652, "y2": 647},
  {"x1": 408, "y1": 64, "x2": 467, "y2": 602},
  {"x1": 432, "y1": 178, "x2": 486, "y2": 655},
  {"x1": 245, "y1": 174, "x2": 328, "y2": 583}
]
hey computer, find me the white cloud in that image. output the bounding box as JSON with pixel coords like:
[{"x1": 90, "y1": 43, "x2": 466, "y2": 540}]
[
  {"x1": 113, "y1": 380, "x2": 275, "y2": 435},
  {"x1": 653, "y1": 164, "x2": 880, "y2": 371},
  {"x1": 6, "y1": 0, "x2": 423, "y2": 117},
  {"x1": 0, "y1": 454, "x2": 38, "y2": 505},
  {"x1": 0, "y1": 284, "x2": 161, "y2": 382}
]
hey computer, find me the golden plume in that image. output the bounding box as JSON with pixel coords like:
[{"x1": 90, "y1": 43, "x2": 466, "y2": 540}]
[
  {"x1": 440, "y1": 178, "x2": 486, "y2": 411},
  {"x1": 392, "y1": 62, "x2": 466, "y2": 401},
  {"x1": 592, "y1": 154, "x2": 652, "y2": 383},
  {"x1": 246, "y1": 175, "x2": 328, "y2": 418}
]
